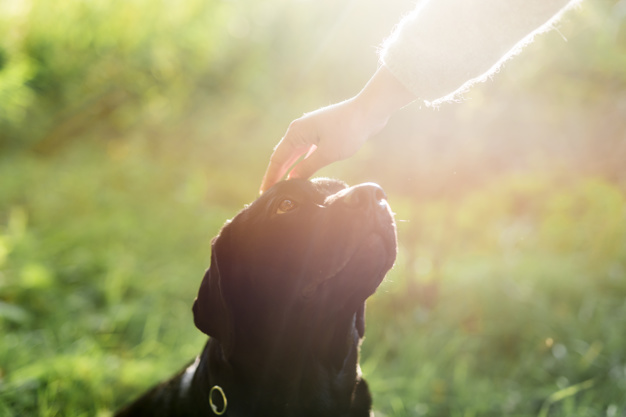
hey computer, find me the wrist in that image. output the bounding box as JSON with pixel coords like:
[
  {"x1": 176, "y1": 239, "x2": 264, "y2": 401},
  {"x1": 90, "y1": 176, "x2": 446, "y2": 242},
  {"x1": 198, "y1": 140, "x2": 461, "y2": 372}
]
[{"x1": 352, "y1": 65, "x2": 416, "y2": 135}]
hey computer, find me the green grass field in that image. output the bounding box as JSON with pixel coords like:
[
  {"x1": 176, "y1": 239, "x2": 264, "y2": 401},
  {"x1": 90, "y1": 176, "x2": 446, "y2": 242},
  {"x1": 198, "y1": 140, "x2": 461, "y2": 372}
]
[{"x1": 1, "y1": 144, "x2": 624, "y2": 416}]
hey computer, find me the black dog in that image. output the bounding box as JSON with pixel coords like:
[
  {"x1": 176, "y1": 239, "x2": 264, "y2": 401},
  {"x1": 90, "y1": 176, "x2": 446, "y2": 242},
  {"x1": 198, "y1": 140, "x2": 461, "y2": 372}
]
[{"x1": 115, "y1": 178, "x2": 397, "y2": 417}]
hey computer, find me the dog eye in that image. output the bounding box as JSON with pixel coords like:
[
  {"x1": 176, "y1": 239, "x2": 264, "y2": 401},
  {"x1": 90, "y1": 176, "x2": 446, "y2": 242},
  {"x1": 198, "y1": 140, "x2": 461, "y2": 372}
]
[{"x1": 276, "y1": 199, "x2": 297, "y2": 214}]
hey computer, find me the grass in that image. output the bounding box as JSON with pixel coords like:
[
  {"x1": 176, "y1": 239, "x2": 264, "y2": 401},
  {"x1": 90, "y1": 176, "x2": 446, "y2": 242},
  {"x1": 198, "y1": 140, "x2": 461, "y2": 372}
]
[{"x1": 1, "y1": 142, "x2": 625, "y2": 416}]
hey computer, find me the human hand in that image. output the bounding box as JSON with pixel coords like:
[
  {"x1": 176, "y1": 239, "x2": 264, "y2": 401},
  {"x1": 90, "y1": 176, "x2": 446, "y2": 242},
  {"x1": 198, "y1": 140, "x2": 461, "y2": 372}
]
[
  {"x1": 260, "y1": 66, "x2": 415, "y2": 193},
  {"x1": 259, "y1": 100, "x2": 377, "y2": 193}
]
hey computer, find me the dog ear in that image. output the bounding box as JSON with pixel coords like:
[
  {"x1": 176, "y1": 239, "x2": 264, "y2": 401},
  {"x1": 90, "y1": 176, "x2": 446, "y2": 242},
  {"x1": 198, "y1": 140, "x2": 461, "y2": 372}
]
[
  {"x1": 355, "y1": 302, "x2": 366, "y2": 338},
  {"x1": 192, "y1": 237, "x2": 234, "y2": 354}
]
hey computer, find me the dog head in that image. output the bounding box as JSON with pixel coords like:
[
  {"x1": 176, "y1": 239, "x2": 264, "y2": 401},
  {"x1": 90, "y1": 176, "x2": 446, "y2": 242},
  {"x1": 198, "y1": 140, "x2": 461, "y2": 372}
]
[{"x1": 193, "y1": 178, "x2": 396, "y2": 366}]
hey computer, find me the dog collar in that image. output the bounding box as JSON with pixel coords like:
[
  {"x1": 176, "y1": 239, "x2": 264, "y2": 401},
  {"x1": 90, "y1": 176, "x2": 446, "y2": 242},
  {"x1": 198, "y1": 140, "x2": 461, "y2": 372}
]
[{"x1": 209, "y1": 385, "x2": 228, "y2": 415}]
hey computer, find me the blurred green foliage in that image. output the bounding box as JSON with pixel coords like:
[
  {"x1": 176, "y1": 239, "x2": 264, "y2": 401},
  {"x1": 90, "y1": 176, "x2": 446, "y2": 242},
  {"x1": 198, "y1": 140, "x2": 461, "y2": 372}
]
[
  {"x1": 366, "y1": 173, "x2": 626, "y2": 416},
  {"x1": 1, "y1": 0, "x2": 625, "y2": 415}
]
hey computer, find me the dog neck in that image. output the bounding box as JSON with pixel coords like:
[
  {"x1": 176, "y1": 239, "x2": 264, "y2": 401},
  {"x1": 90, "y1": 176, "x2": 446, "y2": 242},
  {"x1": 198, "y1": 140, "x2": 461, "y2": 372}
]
[{"x1": 195, "y1": 314, "x2": 368, "y2": 416}]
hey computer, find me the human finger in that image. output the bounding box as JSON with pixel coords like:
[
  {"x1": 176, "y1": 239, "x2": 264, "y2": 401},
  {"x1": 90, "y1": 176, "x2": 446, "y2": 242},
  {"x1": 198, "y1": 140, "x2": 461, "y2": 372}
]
[
  {"x1": 260, "y1": 136, "x2": 312, "y2": 193},
  {"x1": 286, "y1": 146, "x2": 331, "y2": 181}
]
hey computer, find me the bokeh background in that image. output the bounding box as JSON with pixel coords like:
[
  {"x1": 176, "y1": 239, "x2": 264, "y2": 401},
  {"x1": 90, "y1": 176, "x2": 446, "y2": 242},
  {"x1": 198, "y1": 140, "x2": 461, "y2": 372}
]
[{"x1": 1, "y1": 0, "x2": 625, "y2": 415}]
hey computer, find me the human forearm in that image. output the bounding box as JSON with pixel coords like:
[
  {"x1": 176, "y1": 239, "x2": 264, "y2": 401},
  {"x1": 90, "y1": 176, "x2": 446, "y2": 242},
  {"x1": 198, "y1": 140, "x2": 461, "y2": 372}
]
[{"x1": 381, "y1": 0, "x2": 578, "y2": 103}]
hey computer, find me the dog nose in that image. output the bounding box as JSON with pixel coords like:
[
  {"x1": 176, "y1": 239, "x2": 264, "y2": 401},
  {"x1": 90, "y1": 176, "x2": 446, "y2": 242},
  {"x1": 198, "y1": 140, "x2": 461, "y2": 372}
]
[{"x1": 342, "y1": 183, "x2": 387, "y2": 209}]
